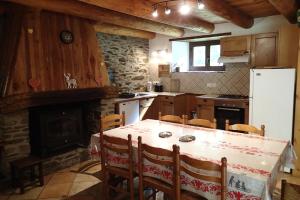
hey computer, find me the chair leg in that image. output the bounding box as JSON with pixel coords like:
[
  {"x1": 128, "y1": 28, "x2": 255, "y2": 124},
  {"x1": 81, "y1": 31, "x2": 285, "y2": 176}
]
[
  {"x1": 104, "y1": 172, "x2": 110, "y2": 200},
  {"x1": 38, "y1": 163, "x2": 44, "y2": 186},
  {"x1": 19, "y1": 170, "x2": 24, "y2": 194},
  {"x1": 10, "y1": 165, "x2": 16, "y2": 187},
  {"x1": 129, "y1": 178, "x2": 134, "y2": 200},
  {"x1": 30, "y1": 167, "x2": 35, "y2": 182}
]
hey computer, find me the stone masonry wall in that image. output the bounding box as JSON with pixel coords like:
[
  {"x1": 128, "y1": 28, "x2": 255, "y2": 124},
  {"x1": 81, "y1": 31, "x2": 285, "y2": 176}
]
[
  {"x1": 0, "y1": 100, "x2": 103, "y2": 179},
  {"x1": 96, "y1": 33, "x2": 150, "y2": 93}
]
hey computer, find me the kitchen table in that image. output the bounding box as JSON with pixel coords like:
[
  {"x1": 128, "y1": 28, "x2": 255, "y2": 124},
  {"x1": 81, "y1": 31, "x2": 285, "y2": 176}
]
[{"x1": 90, "y1": 119, "x2": 295, "y2": 200}]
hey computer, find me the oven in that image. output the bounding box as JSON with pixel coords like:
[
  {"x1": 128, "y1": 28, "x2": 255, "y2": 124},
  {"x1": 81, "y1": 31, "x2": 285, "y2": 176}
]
[{"x1": 214, "y1": 99, "x2": 246, "y2": 130}]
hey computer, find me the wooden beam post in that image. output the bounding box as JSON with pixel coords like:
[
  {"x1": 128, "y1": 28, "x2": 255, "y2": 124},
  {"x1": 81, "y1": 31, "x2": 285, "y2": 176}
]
[
  {"x1": 202, "y1": 0, "x2": 254, "y2": 29},
  {"x1": 293, "y1": 29, "x2": 300, "y2": 177},
  {"x1": 94, "y1": 23, "x2": 156, "y2": 39},
  {"x1": 268, "y1": 0, "x2": 298, "y2": 24},
  {"x1": 79, "y1": 0, "x2": 214, "y2": 33},
  {"x1": 5, "y1": 0, "x2": 184, "y2": 37}
]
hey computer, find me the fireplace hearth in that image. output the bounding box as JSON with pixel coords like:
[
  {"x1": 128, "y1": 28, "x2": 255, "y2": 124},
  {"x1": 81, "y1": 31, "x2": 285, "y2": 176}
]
[{"x1": 29, "y1": 103, "x2": 90, "y2": 158}]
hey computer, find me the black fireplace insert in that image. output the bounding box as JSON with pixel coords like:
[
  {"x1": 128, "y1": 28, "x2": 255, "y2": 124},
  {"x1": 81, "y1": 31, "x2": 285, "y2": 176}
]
[{"x1": 29, "y1": 103, "x2": 89, "y2": 158}]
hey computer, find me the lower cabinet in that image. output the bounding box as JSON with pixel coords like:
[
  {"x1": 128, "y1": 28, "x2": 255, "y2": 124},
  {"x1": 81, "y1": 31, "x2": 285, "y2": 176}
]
[
  {"x1": 158, "y1": 95, "x2": 186, "y2": 117},
  {"x1": 197, "y1": 105, "x2": 214, "y2": 121},
  {"x1": 196, "y1": 99, "x2": 215, "y2": 121},
  {"x1": 142, "y1": 95, "x2": 186, "y2": 120},
  {"x1": 140, "y1": 97, "x2": 158, "y2": 120}
]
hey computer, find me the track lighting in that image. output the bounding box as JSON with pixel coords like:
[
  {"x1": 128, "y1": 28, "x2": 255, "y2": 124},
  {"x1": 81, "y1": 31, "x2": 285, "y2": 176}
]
[
  {"x1": 152, "y1": 6, "x2": 158, "y2": 17},
  {"x1": 179, "y1": 1, "x2": 190, "y2": 15},
  {"x1": 165, "y1": 3, "x2": 171, "y2": 15},
  {"x1": 197, "y1": 0, "x2": 205, "y2": 9}
]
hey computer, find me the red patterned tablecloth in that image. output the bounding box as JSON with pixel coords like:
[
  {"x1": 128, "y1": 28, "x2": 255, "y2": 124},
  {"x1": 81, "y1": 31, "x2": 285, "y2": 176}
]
[{"x1": 90, "y1": 119, "x2": 296, "y2": 200}]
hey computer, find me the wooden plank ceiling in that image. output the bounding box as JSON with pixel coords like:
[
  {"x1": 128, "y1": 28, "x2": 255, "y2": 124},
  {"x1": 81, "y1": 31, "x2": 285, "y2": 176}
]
[
  {"x1": 3, "y1": 0, "x2": 298, "y2": 38},
  {"x1": 149, "y1": 0, "x2": 279, "y2": 24}
]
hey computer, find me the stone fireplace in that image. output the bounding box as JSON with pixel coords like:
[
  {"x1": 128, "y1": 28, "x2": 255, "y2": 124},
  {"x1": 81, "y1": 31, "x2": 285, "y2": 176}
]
[{"x1": 0, "y1": 99, "x2": 103, "y2": 178}]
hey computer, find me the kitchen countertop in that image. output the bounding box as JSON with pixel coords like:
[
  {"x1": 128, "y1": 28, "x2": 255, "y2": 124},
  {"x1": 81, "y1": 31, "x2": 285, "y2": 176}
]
[
  {"x1": 113, "y1": 92, "x2": 186, "y2": 103},
  {"x1": 114, "y1": 92, "x2": 249, "y2": 103},
  {"x1": 150, "y1": 92, "x2": 185, "y2": 96},
  {"x1": 113, "y1": 92, "x2": 158, "y2": 103},
  {"x1": 196, "y1": 94, "x2": 249, "y2": 101}
]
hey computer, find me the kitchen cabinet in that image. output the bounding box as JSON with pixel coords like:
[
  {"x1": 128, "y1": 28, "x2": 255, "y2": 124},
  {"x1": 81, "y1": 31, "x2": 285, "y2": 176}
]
[
  {"x1": 278, "y1": 24, "x2": 299, "y2": 68},
  {"x1": 158, "y1": 95, "x2": 186, "y2": 117},
  {"x1": 196, "y1": 99, "x2": 214, "y2": 121},
  {"x1": 140, "y1": 97, "x2": 158, "y2": 120},
  {"x1": 220, "y1": 35, "x2": 251, "y2": 56},
  {"x1": 251, "y1": 33, "x2": 278, "y2": 67}
]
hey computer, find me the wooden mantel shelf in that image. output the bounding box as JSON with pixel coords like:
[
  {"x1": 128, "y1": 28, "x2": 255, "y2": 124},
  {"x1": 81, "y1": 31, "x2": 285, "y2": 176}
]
[{"x1": 0, "y1": 87, "x2": 118, "y2": 113}]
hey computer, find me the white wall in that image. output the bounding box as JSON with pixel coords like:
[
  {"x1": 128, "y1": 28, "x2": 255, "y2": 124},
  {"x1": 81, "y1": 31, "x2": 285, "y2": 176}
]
[{"x1": 148, "y1": 15, "x2": 290, "y2": 80}]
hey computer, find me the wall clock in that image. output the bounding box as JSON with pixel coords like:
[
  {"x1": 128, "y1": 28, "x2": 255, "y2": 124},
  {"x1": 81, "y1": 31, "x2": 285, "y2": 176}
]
[{"x1": 60, "y1": 30, "x2": 73, "y2": 44}]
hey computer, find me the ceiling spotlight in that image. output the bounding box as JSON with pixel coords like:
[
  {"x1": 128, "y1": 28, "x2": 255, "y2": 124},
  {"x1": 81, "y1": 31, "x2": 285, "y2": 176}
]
[
  {"x1": 198, "y1": 0, "x2": 205, "y2": 10},
  {"x1": 165, "y1": 3, "x2": 171, "y2": 15},
  {"x1": 179, "y1": 1, "x2": 190, "y2": 15},
  {"x1": 152, "y1": 6, "x2": 158, "y2": 17}
]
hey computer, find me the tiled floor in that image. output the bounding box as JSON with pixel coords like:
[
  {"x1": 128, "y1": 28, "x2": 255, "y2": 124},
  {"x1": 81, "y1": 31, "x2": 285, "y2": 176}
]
[
  {"x1": 1, "y1": 161, "x2": 300, "y2": 200},
  {"x1": 0, "y1": 161, "x2": 102, "y2": 200}
]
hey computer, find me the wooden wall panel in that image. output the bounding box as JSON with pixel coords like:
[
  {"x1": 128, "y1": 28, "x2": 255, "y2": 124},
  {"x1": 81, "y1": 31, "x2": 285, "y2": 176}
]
[
  {"x1": 4, "y1": 10, "x2": 107, "y2": 96},
  {"x1": 293, "y1": 29, "x2": 300, "y2": 176}
]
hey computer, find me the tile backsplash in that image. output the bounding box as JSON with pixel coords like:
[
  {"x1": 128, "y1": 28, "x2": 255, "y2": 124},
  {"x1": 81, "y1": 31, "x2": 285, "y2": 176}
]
[{"x1": 159, "y1": 63, "x2": 250, "y2": 95}]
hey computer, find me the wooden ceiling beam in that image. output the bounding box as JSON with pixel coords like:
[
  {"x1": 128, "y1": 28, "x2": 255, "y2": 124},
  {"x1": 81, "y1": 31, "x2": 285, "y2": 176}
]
[
  {"x1": 202, "y1": 0, "x2": 254, "y2": 29},
  {"x1": 267, "y1": 0, "x2": 298, "y2": 23},
  {"x1": 94, "y1": 23, "x2": 156, "y2": 39},
  {"x1": 4, "y1": 0, "x2": 184, "y2": 37},
  {"x1": 78, "y1": 0, "x2": 214, "y2": 33}
]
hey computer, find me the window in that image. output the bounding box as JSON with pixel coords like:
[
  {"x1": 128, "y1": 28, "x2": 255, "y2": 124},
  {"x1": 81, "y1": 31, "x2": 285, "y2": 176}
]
[{"x1": 189, "y1": 40, "x2": 224, "y2": 71}]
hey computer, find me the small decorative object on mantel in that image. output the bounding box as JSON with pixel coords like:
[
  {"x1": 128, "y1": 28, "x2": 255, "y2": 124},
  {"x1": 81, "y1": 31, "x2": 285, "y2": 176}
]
[
  {"x1": 159, "y1": 131, "x2": 172, "y2": 138},
  {"x1": 64, "y1": 73, "x2": 78, "y2": 88},
  {"x1": 28, "y1": 78, "x2": 41, "y2": 90},
  {"x1": 158, "y1": 64, "x2": 170, "y2": 77},
  {"x1": 60, "y1": 30, "x2": 73, "y2": 44},
  {"x1": 179, "y1": 135, "x2": 196, "y2": 142}
]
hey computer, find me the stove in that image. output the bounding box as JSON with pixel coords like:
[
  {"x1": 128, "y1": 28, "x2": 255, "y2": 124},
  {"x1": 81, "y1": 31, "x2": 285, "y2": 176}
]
[{"x1": 217, "y1": 94, "x2": 248, "y2": 99}]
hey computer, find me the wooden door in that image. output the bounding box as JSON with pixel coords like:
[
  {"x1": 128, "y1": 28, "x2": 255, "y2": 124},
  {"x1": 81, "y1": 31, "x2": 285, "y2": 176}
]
[
  {"x1": 278, "y1": 24, "x2": 299, "y2": 68},
  {"x1": 141, "y1": 98, "x2": 158, "y2": 120},
  {"x1": 251, "y1": 33, "x2": 278, "y2": 67},
  {"x1": 220, "y1": 36, "x2": 251, "y2": 56},
  {"x1": 197, "y1": 105, "x2": 214, "y2": 121},
  {"x1": 159, "y1": 100, "x2": 175, "y2": 116}
]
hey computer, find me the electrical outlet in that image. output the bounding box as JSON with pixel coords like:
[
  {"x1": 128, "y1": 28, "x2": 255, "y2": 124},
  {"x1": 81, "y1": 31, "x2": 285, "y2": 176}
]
[{"x1": 207, "y1": 83, "x2": 217, "y2": 88}]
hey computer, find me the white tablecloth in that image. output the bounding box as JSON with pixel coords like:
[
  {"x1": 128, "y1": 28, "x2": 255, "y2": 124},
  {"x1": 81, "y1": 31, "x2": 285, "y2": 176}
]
[{"x1": 90, "y1": 119, "x2": 296, "y2": 200}]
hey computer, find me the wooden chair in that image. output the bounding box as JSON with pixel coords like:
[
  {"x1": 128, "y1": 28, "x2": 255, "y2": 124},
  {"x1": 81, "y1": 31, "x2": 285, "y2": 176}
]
[
  {"x1": 159, "y1": 112, "x2": 185, "y2": 124},
  {"x1": 101, "y1": 112, "x2": 125, "y2": 131},
  {"x1": 100, "y1": 132, "x2": 135, "y2": 200},
  {"x1": 225, "y1": 119, "x2": 265, "y2": 136},
  {"x1": 186, "y1": 116, "x2": 217, "y2": 129},
  {"x1": 281, "y1": 179, "x2": 300, "y2": 200},
  {"x1": 138, "y1": 136, "x2": 180, "y2": 200},
  {"x1": 180, "y1": 155, "x2": 227, "y2": 200}
]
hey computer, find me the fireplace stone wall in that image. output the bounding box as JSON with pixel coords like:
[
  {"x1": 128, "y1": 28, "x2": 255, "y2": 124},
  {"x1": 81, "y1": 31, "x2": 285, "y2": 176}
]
[{"x1": 0, "y1": 100, "x2": 104, "y2": 178}]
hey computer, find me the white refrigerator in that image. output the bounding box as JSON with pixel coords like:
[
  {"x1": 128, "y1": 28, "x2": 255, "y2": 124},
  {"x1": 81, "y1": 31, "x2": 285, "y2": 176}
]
[{"x1": 249, "y1": 68, "x2": 296, "y2": 141}]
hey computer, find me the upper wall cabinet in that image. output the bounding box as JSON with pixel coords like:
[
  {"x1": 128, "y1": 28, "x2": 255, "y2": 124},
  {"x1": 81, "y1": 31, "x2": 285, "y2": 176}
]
[
  {"x1": 220, "y1": 36, "x2": 251, "y2": 56},
  {"x1": 251, "y1": 33, "x2": 278, "y2": 67},
  {"x1": 278, "y1": 24, "x2": 299, "y2": 68}
]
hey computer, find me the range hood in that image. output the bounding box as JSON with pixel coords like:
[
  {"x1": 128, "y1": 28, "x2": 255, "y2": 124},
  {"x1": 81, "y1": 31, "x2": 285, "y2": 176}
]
[{"x1": 218, "y1": 54, "x2": 250, "y2": 64}]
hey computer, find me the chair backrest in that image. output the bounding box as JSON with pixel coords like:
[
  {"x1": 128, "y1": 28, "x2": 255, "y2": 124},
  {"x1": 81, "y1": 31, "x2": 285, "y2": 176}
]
[
  {"x1": 100, "y1": 132, "x2": 133, "y2": 170},
  {"x1": 138, "y1": 136, "x2": 180, "y2": 199},
  {"x1": 159, "y1": 112, "x2": 185, "y2": 124},
  {"x1": 187, "y1": 117, "x2": 217, "y2": 129},
  {"x1": 180, "y1": 155, "x2": 227, "y2": 200},
  {"x1": 281, "y1": 179, "x2": 300, "y2": 200},
  {"x1": 101, "y1": 112, "x2": 125, "y2": 131},
  {"x1": 225, "y1": 120, "x2": 265, "y2": 136}
]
